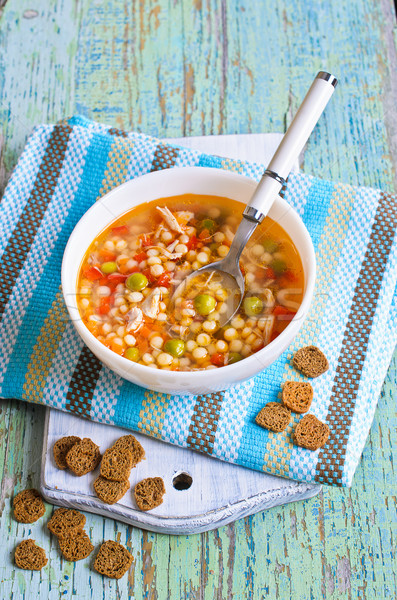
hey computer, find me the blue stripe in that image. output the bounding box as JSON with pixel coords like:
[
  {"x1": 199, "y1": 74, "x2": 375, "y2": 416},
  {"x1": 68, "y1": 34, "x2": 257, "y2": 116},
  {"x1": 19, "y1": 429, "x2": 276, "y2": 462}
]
[
  {"x1": 2, "y1": 132, "x2": 114, "y2": 398},
  {"x1": 114, "y1": 381, "x2": 149, "y2": 430}
]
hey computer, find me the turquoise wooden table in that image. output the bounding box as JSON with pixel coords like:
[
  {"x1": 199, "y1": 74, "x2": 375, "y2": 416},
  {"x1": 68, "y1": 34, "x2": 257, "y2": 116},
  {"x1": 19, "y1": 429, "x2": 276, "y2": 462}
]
[{"x1": 1, "y1": 1, "x2": 396, "y2": 597}]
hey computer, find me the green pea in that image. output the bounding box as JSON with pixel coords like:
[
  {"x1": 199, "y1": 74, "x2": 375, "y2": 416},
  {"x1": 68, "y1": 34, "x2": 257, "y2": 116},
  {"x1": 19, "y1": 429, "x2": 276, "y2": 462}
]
[
  {"x1": 126, "y1": 272, "x2": 148, "y2": 291},
  {"x1": 101, "y1": 261, "x2": 118, "y2": 274},
  {"x1": 228, "y1": 352, "x2": 242, "y2": 364},
  {"x1": 243, "y1": 296, "x2": 263, "y2": 317},
  {"x1": 271, "y1": 259, "x2": 287, "y2": 275},
  {"x1": 262, "y1": 238, "x2": 279, "y2": 253},
  {"x1": 164, "y1": 339, "x2": 185, "y2": 357},
  {"x1": 199, "y1": 218, "x2": 216, "y2": 233},
  {"x1": 124, "y1": 347, "x2": 139, "y2": 361},
  {"x1": 209, "y1": 242, "x2": 219, "y2": 253},
  {"x1": 194, "y1": 293, "x2": 216, "y2": 316}
]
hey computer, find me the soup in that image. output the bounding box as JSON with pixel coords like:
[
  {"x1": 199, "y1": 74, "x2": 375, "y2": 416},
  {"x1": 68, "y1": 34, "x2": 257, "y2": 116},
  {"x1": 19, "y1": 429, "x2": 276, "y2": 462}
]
[{"x1": 77, "y1": 195, "x2": 304, "y2": 371}]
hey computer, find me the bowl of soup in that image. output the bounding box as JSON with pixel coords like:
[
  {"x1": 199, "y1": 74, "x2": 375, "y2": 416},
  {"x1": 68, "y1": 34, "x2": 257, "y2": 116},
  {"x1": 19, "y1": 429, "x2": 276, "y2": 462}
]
[{"x1": 62, "y1": 167, "x2": 315, "y2": 395}]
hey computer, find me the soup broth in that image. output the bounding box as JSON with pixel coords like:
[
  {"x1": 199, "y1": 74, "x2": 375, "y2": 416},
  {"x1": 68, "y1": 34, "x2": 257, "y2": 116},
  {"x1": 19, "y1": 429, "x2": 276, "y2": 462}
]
[{"x1": 77, "y1": 195, "x2": 304, "y2": 371}]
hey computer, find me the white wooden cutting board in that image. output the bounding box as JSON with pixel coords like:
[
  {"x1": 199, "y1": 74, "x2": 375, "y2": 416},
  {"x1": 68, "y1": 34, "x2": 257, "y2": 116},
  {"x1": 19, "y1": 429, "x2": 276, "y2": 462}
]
[{"x1": 40, "y1": 133, "x2": 320, "y2": 534}]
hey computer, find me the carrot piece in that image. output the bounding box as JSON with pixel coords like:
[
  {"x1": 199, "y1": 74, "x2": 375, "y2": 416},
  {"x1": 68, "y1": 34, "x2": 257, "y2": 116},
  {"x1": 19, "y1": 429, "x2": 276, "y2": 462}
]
[
  {"x1": 199, "y1": 229, "x2": 211, "y2": 241},
  {"x1": 110, "y1": 339, "x2": 124, "y2": 354},
  {"x1": 139, "y1": 325, "x2": 152, "y2": 338},
  {"x1": 99, "y1": 249, "x2": 117, "y2": 262},
  {"x1": 111, "y1": 225, "x2": 129, "y2": 235}
]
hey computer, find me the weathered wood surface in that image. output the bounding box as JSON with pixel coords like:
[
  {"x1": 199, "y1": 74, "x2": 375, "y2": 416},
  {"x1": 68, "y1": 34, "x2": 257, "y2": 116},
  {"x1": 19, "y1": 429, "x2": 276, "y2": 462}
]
[{"x1": 0, "y1": 0, "x2": 396, "y2": 598}]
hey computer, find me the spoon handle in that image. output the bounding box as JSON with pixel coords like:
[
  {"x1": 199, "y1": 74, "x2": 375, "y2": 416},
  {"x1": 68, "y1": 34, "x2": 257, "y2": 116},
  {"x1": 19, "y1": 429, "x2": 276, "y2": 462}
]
[{"x1": 244, "y1": 71, "x2": 337, "y2": 221}]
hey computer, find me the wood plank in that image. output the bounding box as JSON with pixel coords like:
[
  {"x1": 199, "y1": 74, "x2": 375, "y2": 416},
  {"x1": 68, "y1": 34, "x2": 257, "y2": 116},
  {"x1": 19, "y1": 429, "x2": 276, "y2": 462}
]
[{"x1": 0, "y1": 0, "x2": 396, "y2": 597}]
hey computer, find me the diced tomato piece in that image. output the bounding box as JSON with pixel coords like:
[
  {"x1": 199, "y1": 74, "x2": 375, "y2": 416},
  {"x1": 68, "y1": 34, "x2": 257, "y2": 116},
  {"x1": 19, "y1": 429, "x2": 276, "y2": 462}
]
[
  {"x1": 157, "y1": 273, "x2": 171, "y2": 287},
  {"x1": 142, "y1": 267, "x2": 156, "y2": 284},
  {"x1": 107, "y1": 272, "x2": 128, "y2": 283},
  {"x1": 83, "y1": 266, "x2": 103, "y2": 281},
  {"x1": 186, "y1": 235, "x2": 199, "y2": 250},
  {"x1": 111, "y1": 225, "x2": 129, "y2": 235},
  {"x1": 283, "y1": 269, "x2": 299, "y2": 282},
  {"x1": 211, "y1": 353, "x2": 225, "y2": 367},
  {"x1": 134, "y1": 251, "x2": 147, "y2": 263}
]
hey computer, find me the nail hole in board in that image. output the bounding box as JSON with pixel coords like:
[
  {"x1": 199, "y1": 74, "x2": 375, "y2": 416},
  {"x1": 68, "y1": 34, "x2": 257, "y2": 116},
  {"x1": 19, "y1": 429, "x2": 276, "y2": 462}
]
[{"x1": 172, "y1": 472, "x2": 193, "y2": 491}]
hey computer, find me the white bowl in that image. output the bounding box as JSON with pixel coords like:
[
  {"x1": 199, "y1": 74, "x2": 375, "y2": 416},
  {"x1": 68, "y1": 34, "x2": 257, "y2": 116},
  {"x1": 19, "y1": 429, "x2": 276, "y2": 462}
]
[{"x1": 62, "y1": 167, "x2": 316, "y2": 395}]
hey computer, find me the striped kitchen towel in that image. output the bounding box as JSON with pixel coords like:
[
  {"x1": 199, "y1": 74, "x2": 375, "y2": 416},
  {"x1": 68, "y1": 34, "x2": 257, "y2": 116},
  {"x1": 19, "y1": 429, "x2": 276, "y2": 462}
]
[{"x1": 0, "y1": 116, "x2": 396, "y2": 487}]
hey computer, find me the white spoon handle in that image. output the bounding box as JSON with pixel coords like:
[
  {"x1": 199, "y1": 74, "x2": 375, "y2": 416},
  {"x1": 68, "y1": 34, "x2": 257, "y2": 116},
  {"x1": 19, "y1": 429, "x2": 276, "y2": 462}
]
[{"x1": 245, "y1": 71, "x2": 337, "y2": 218}]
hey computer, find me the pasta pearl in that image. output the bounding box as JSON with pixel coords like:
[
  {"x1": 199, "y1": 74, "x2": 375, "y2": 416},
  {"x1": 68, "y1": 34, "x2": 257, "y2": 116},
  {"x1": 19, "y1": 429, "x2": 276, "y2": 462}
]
[
  {"x1": 147, "y1": 256, "x2": 161, "y2": 265},
  {"x1": 151, "y1": 336, "x2": 164, "y2": 349},
  {"x1": 197, "y1": 333, "x2": 211, "y2": 346},
  {"x1": 192, "y1": 347, "x2": 208, "y2": 361},
  {"x1": 161, "y1": 231, "x2": 173, "y2": 242},
  {"x1": 217, "y1": 245, "x2": 229, "y2": 257},
  {"x1": 80, "y1": 298, "x2": 89, "y2": 309},
  {"x1": 164, "y1": 261, "x2": 176, "y2": 271},
  {"x1": 229, "y1": 339, "x2": 243, "y2": 353},
  {"x1": 142, "y1": 353, "x2": 154, "y2": 365},
  {"x1": 224, "y1": 327, "x2": 237, "y2": 341},
  {"x1": 175, "y1": 244, "x2": 188, "y2": 254},
  {"x1": 197, "y1": 252, "x2": 209, "y2": 264},
  {"x1": 231, "y1": 316, "x2": 245, "y2": 329},
  {"x1": 215, "y1": 340, "x2": 228, "y2": 353},
  {"x1": 251, "y1": 244, "x2": 264, "y2": 257},
  {"x1": 202, "y1": 320, "x2": 217, "y2": 333},
  {"x1": 124, "y1": 334, "x2": 136, "y2": 346},
  {"x1": 213, "y1": 231, "x2": 225, "y2": 243},
  {"x1": 208, "y1": 207, "x2": 221, "y2": 218},
  {"x1": 116, "y1": 325, "x2": 126, "y2": 337},
  {"x1": 157, "y1": 352, "x2": 173, "y2": 367},
  {"x1": 150, "y1": 264, "x2": 164, "y2": 277},
  {"x1": 128, "y1": 291, "x2": 144, "y2": 303},
  {"x1": 97, "y1": 286, "x2": 111, "y2": 297}
]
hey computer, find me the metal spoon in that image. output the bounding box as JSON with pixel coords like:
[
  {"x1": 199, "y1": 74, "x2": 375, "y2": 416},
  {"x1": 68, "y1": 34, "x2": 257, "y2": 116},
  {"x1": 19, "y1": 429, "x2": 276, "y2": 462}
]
[{"x1": 172, "y1": 72, "x2": 337, "y2": 327}]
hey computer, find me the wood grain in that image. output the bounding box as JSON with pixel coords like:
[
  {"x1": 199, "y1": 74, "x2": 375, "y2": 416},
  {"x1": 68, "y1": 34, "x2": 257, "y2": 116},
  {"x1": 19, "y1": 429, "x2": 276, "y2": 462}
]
[{"x1": 0, "y1": 0, "x2": 396, "y2": 597}]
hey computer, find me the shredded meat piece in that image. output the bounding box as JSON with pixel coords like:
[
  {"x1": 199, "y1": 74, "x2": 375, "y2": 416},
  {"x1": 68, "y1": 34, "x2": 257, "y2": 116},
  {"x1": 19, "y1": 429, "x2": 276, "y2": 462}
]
[
  {"x1": 142, "y1": 288, "x2": 162, "y2": 319},
  {"x1": 156, "y1": 206, "x2": 183, "y2": 233},
  {"x1": 126, "y1": 307, "x2": 143, "y2": 332}
]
